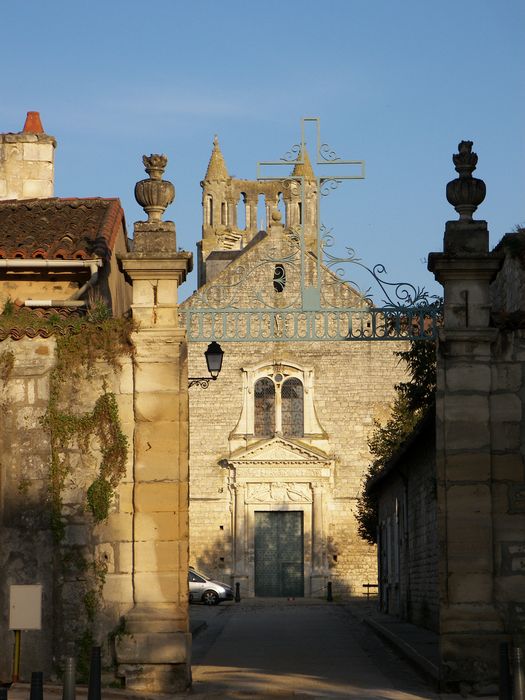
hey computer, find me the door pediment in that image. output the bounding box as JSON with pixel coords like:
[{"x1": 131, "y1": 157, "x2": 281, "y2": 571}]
[{"x1": 229, "y1": 435, "x2": 329, "y2": 464}]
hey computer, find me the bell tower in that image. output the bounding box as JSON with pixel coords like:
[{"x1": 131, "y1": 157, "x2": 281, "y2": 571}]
[{"x1": 197, "y1": 136, "x2": 320, "y2": 287}]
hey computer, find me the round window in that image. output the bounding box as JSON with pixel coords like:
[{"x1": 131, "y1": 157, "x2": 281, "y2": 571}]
[{"x1": 274, "y1": 373, "x2": 284, "y2": 383}]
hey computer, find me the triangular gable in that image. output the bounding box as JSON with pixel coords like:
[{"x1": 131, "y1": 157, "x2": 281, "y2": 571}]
[
  {"x1": 229, "y1": 435, "x2": 329, "y2": 463},
  {"x1": 181, "y1": 229, "x2": 368, "y2": 310}
]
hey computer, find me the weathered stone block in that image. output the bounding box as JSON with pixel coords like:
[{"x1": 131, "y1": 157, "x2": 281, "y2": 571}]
[
  {"x1": 117, "y1": 542, "x2": 133, "y2": 573},
  {"x1": 94, "y1": 512, "x2": 132, "y2": 542},
  {"x1": 133, "y1": 572, "x2": 182, "y2": 602},
  {"x1": 447, "y1": 572, "x2": 493, "y2": 603},
  {"x1": 135, "y1": 482, "x2": 181, "y2": 512},
  {"x1": 440, "y1": 603, "x2": 504, "y2": 633},
  {"x1": 446, "y1": 364, "x2": 490, "y2": 392},
  {"x1": 134, "y1": 512, "x2": 179, "y2": 541},
  {"x1": 117, "y1": 361, "x2": 134, "y2": 395},
  {"x1": 135, "y1": 393, "x2": 180, "y2": 422},
  {"x1": 134, "y1": 362, "x2": 180, "y2": 393},
  {"x1": 492, "y1": 363, "x2": 522, "y2": 392},
  {"x1": 446, "y1": 484, "x2": 492, "y2": 514},
  {"x1": 445, "y1": 452, "x2": 491, "y2": 481},
  {"x1": 445, "y1": 421, "x2": 490, "y2": 450},
  {"x1": 117, "y1": 483, "x2": 133, "y2": 513},
  {"x1": 445, "y1": 394, "x2": 489, "y2": 422},
  {"x1": 134, "y1": 541, "x2": 180, "y2": 572},
  {"x1": 490, "y1": 394, "x2": 522, "y2": 423},
  {"x1": 135, "y1": 423, "x2": 180, "y2": 480},
  {"x1": 102, "y1": 574, "x2": 133, "y2": 603},
  {"x1": 492, "y1": 453, "x2": 524, "y2": 481},
  {"x1": 22, "y1": 179, "x2": 52, "y2": 198},
  {"x1": 157, "y1": 279, "x2": 178, "y2": 305},
  {"x1": 23, "y1": 143, "x2": 53, "y2": 162},
  {"x1": 492, "y1": 422, "x2": 520, "y2": 451}
]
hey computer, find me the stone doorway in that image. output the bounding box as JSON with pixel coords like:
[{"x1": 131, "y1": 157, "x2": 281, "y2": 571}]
[{"x1": 254, "y1": 510, "x2": 304, "y2": 597}]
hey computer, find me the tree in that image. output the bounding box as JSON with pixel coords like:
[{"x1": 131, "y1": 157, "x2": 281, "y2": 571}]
[{"x1": 356, "y1": 338, "x2": 437, "y2": 544}]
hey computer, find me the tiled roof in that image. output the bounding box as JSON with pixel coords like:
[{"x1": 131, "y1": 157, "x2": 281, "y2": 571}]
[
  {"x1": 0, "y1": 306, "x2": 86, "y2": 341},
  {"x1": 0, "y1": 198, "x2": 125, "y2": 260}
]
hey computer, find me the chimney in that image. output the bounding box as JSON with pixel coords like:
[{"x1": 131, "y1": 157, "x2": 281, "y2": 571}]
[{"x1": 0, "y1": 111, "x2": 56, "y2": 200}]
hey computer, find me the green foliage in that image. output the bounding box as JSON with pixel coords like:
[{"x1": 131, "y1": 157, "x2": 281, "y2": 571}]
[
  {"x1": 0, "y1": 349, "x2": 14, "y2": 382},
  {"x1": 1, "y1": 297, "x2": 15, "y2": 316},
  {"x1": 394, "y1": 340, "x2": 437, "y2": 411},
  {"x1": 87, "y1": 477, "x2": 114, "y2": 523},
  {"x1": 356, "y1": 339, "x2": 437, "y2": 545},
  {"x1": 40, "y1": 309, "x2": 133, "y2": 541}
]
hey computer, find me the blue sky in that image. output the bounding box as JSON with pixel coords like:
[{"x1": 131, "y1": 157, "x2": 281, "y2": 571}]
[{"x1": 1, "y1": 0, "x2": 523, "y2": 300}]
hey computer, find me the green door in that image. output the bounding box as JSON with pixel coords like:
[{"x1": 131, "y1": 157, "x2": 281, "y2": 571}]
[{"x1": 254, "y1": 511, "x2": 304, "y2": 597}]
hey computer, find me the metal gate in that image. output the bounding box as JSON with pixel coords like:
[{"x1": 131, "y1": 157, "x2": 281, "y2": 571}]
[{"x1": 254, "y1": 511, "x2": 304, "y2": 597}]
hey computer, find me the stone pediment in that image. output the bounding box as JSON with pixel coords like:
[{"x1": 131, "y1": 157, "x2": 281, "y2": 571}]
[{"x1": 229, "y1": 436, "x2": 329, "y2": 464}]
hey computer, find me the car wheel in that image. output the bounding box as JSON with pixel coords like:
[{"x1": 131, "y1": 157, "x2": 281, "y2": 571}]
[{"x1": 202, "y1": 589, "x2": 220, "y2": 605}]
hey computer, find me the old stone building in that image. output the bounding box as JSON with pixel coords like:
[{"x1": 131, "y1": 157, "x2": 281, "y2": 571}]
[
  {"x1": 0, "y1": 114, "x2": 192, "y2": 692},
  {"x1": 184, "y1": 137, "x2": 408, "y2": 598}
]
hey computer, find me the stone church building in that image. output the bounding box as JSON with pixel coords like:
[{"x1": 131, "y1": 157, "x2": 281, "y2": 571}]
[{"x1": 184, "y1": 137, "x2": 408, "y2": 598}]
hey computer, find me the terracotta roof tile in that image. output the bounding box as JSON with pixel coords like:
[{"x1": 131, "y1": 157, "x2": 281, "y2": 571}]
[
  {"x1": 0, "y1": 198, "x2": 125, "y2": 260},
  {"x1": 0, "y1": 305, "x2": 86, "y2": 340}
]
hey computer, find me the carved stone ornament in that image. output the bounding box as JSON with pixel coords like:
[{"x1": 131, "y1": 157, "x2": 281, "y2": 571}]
[
  {"x1": 246, "y1": 482, "x2": 312, "y2": 503},
  {"x1": 446, "y1": 140, "x2": 486, "y2": 221},
  {"x1": 134, "y1": 154, "x2": 175, "y2": 223}
]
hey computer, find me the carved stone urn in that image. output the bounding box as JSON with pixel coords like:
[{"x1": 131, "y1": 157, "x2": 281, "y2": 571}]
[
  {"x1": 446, "y1": 141, "x2": 486, "y2": 221},
  {"x1": 134, "y1": 154, "x2": 175, "y2": 223}
]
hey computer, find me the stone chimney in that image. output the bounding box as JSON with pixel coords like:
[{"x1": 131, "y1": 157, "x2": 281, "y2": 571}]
[{"x1": 0, "y1": 111, "x2": 56, "y2": 200}]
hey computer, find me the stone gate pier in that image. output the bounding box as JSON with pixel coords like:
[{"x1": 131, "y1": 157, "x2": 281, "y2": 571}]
[{"x1": 116, "y1": 155, "x2": 193, "y2": 692}]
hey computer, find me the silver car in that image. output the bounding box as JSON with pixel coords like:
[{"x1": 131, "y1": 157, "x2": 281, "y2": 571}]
[{"x1": 188, "y1": 568, "x2": 234, "y2": 605}]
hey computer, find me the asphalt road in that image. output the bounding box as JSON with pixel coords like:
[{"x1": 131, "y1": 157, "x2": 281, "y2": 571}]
[{"x1": 190, "y1": 599, "x2": 445, "y2": 699}]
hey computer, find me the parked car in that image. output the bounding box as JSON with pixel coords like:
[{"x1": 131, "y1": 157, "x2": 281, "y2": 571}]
[{"x1": 188, "y1": 567, "x2": 234, "y2": 605}]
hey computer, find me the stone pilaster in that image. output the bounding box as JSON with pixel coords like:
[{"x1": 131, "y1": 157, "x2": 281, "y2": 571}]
[
  {"x1": 115, "y1": 155, "x2": 193, "y2": 693},
  {"x1": 428, "y1": 141, "x2": 504, "y2": 692},
  {"x1": 311, "y1": 483, "x2": 328, "y2": 594},
  {"x1": 233, "y1": 483, "x2": 248, "y2": 588}
]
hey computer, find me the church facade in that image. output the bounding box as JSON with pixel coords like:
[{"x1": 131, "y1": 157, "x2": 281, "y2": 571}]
[{"x1": 184, "y1": 138, "x2": 408, "y2": 598}]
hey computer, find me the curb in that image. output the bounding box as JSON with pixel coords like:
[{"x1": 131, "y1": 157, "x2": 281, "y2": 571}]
[{"x1": 364, "y1": 616, "x2": 440, "y2": 682}]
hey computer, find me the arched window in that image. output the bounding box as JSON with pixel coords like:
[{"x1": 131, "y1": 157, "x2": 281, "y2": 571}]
[
  {"x1": 221, "y1": 201, "x2": 227, "y2": 225},
  {"x1": 207, "y1": 194, "x2": 214, "y2": 225},
  {"x1": 281, "y1": 378, "x2": 304, "y2": 437},
  {"x1": 254, "y1": 378, "x2": 275, "y2": 437}
]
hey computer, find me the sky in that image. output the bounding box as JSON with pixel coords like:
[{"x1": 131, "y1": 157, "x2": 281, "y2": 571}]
[{"x1": 1, "y1": 0, "x2": 523, "y2": 302}]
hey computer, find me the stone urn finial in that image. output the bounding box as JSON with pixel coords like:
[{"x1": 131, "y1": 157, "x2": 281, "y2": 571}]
[
  {"x1": 134, "y1": 154, "x2": 175, "y2": 223},
  {"x1": 446, "y1": 141, "x2": 486, "y2": 221}
]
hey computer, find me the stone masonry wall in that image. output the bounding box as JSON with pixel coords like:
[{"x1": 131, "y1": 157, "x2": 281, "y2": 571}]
[
  {"x1": 406, "y1": 438, "x2": 438, "y2": 631},
  {"x1": 0, "y1": 336, "x2": 134, "y2": 682}
]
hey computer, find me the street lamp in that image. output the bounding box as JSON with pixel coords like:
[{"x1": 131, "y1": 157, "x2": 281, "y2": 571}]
[{"x1": 189, "y1": 341, "x2": 224, "y2": 388}]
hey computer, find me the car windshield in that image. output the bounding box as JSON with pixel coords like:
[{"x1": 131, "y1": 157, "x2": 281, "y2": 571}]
[{"x1": 190, "y1": 568, "x2": 210, "y2": 580}]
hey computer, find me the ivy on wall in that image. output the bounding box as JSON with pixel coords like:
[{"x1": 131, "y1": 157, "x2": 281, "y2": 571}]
[{"x1": 37, "y1": 302, "x2": 135, "y2": 540}]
